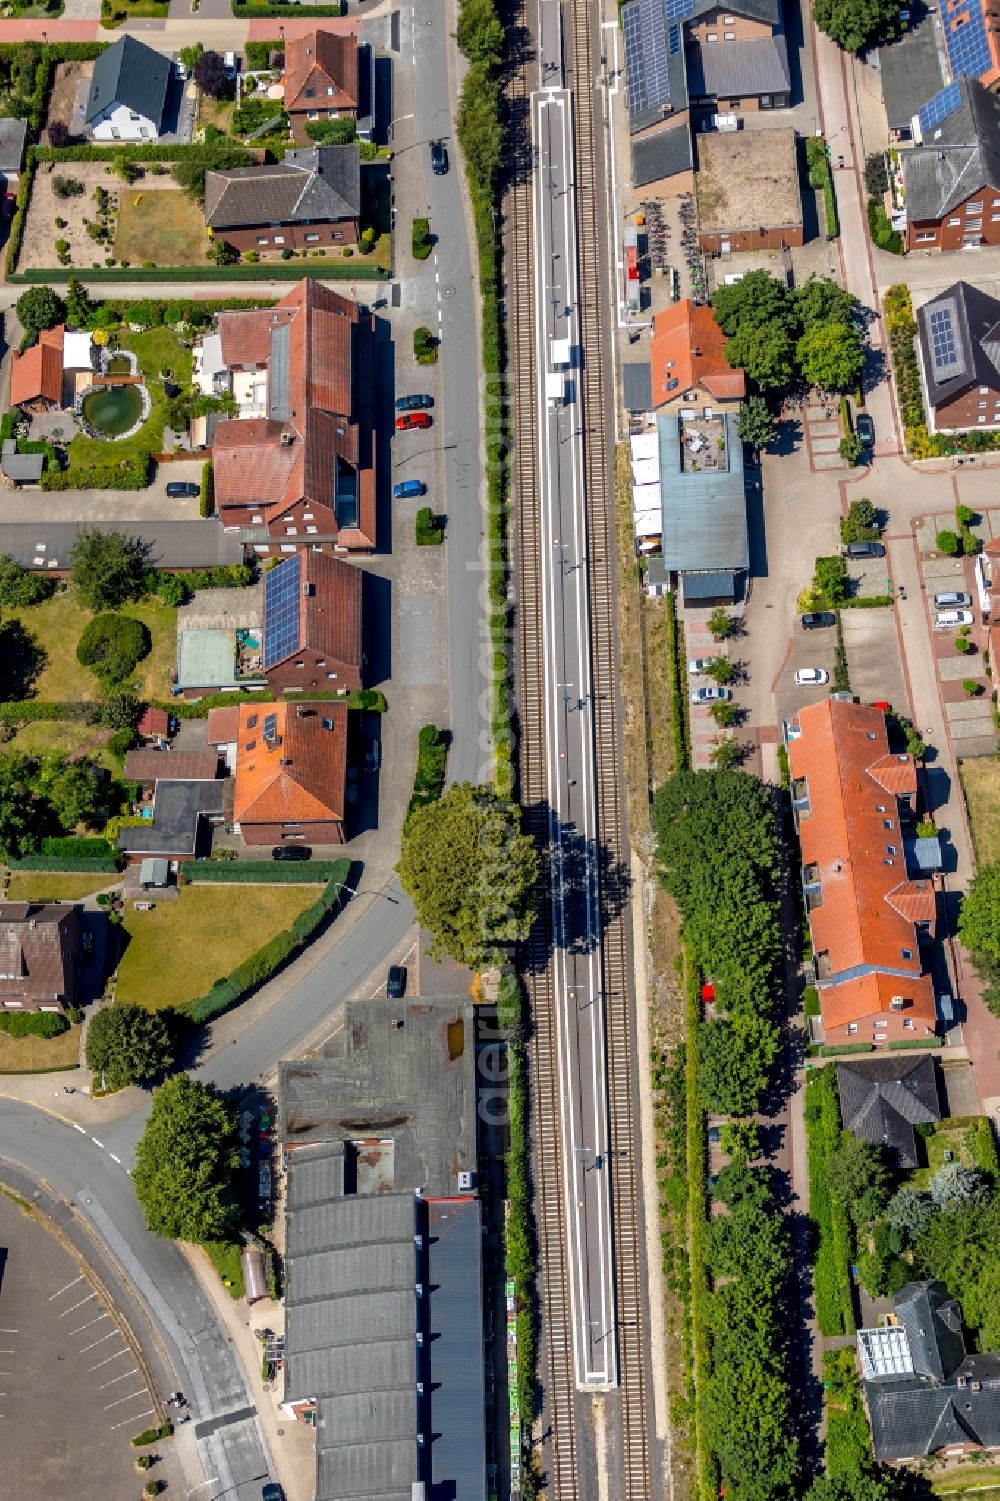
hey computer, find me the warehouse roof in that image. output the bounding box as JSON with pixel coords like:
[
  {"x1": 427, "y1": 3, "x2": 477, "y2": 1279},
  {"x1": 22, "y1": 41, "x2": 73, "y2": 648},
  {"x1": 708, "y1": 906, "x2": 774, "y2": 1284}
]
[
  {"x1": 0, "y1": 520, "x2": 244, "y2": 573},
  {"x1": 686, "y1": 34, "x2": 789, "y2": 100}
]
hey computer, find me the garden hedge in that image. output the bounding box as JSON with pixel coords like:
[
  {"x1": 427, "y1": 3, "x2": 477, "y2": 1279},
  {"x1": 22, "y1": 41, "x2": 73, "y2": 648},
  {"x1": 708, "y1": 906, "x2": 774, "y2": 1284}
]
[
  {"x1": 13, "y1": 263, "x2": 387, "y2": 285},
  {"x1": 183, "y1": 860, "x2": 349, "y2": 1023},
  {"x1": 233, "y1": 0, "x2": 343, "y2": 12},
  {"x1": 0, "y1": 701, "x2": 89, "y2": 724},
  {"x1": 184, "y1": 862, "x2": 341, "y2": 884},
  {"x1": 6, "y1": 856, "x2": 119, "y2": 872},
  {"x1": 41, "y1": 836, "x2": 116, "y2": 860},
  {"x1": 887, "y1": 1036, "x2": 943, "y2": 1050},
  {"x1": 41, "y1": 452, "x2": 150, "y2": 492},
  {"x1": 805, "y1": 1066, "x2": 856, "y2": 1336},
  {"x1": 0, "y1": 1010, "x2": 69, "y2": 1038}
]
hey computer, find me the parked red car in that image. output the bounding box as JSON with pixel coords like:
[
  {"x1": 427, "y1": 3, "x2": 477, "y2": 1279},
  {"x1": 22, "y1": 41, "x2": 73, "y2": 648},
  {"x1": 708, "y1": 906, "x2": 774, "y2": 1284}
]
[{"x1": 396, "y1": 412, "x2": 432, "y2": 431}]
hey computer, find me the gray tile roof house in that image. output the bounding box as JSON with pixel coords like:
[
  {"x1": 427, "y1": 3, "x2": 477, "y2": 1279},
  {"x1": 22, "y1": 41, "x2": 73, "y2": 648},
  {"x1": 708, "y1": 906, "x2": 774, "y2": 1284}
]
[
  {"x1": 204, "y1": 146, "x2": 361, "y2": 233},
  {"x1": 902, "y1": 75, "x2": 1000, "y2": 223},
  {"x1": 862, "y1": 1281, "x2": 1000, "y2": 1461},
  {"x1": 85, "y1": 35, "x2": 172, "y2": 133},
  {"x1": 685, "y1": 34, "x2": 790, "y2": 100},
  {"x1": 878, "y1": 12, "x2": 946, "y2": 138},
  {"x1": 279, "y1": 994, "x2": 485, "y2": 1501},
  {"x1": 0, "y1": 117, "x2": 27, "y2": 181},
  {"x1": 916, "y1": 281, "x2": 1000, "y2": 412},
  {"x1": 836, "y1": 1054, "x2": 940, "y2": 1169}
]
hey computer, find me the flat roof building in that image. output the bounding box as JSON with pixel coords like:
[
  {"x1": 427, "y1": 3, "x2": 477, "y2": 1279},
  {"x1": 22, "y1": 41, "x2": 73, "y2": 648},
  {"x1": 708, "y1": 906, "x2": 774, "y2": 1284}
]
[
  {"x1": 695, "y1": 127, "x2": 802, "y2": 252},
  {"x1": 657, "y1": 408, "x2": 748, "y2": 599}
]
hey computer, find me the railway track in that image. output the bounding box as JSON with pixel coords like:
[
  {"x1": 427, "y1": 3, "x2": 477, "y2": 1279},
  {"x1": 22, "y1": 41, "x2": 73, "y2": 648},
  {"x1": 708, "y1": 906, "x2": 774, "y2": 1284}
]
[{"x1": 507, "y1": 0, "x2": 650, "y2": 1495}]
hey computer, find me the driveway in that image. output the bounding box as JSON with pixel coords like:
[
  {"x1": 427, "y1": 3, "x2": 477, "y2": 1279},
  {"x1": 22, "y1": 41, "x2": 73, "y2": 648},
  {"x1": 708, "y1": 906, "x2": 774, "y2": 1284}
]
[
  {"x1": 840, "y1": 607, "x2": 907, "y2": 709},
  {"x1": 0, "y1": 458, "x2": 207, "y2": 523}
]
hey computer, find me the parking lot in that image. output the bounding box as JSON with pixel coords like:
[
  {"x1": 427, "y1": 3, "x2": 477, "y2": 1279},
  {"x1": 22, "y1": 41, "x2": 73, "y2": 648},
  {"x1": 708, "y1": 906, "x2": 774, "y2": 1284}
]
[{"x1": 0, "y1": 1193, "x2": 162, "y2": 1499}]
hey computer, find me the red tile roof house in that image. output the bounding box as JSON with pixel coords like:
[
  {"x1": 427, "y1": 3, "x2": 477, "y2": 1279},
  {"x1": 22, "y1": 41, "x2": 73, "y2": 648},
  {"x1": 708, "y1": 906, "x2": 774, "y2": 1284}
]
[
  {"x1": 261, "y1": 549, "x2": 362, "y2": 694},
  {"x1": 649, "y1": 299, "x2": 746, "y2": 411},
  {"x1": 0, "y1": 901, "x2": 80, "y2": 1014},
  {"x1": 233, "y1": 699, "x2": 348, "y2": 846},
  {"x1": 283, "y1": 30, "x2": 359, "y2": 145},
  {"x1": 204, "y1": 145, "x2": 361, "y2": 256},
  {"x1": 211, "y1": 279, "x2": 377, "y2": 554},
  {"x1": 786, "y1": 699, "x2": 939, "y2": 1050},
  {"x1": 10, "y1": 324, "x2": 65, "y2": 413}
]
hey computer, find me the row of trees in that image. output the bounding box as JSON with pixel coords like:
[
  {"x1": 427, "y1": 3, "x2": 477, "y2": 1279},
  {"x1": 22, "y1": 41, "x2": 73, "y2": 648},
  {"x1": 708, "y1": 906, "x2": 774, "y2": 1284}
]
[
  {"x1": 0, "y1": 749, "x2": 127, "y2": 860},
  {"x1": 714, "y1": 270, "x2": 864, "y2": 394},
  {"x1": 959, "y1": 864, "x2": 1000, "y2": 1015},
  {"x1": 652, "y1": 769, "x2": 783, "y2": 1114}
]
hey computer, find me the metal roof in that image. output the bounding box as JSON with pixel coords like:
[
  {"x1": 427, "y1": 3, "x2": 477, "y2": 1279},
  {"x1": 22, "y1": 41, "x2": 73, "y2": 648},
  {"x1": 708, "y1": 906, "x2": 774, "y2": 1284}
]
[
  {"x1": 0, "y1": 117, "x2": 27, "y2": 175},
  {"x1": 0, "y1": 440, "x2": 43, "y2": 483},
  {"x1": 682, "y1": 570, "x2": 736, "y2": 602},
  {"x1": 177, "y1": 629, "x2": 240, "y2": 691},
  {"x1": 623, "y1": 362, "x2": 653, "y2": 412},
  {"x1": 879, "y1": 15, "x2": 946, "y2": 133},
  {"x1": 424, "y1": 1197, "x2": 487, "y2": 1501},
  {"x1": 86, "y1": 35, "x2": 171, "y2": 129},
  {"x1": 686, "y1": 34, "x2": 789, "y2": 99},
  {"x1": 658, "y1": 411, "x2": 749, "y2": 574},
  {"x1": 0, "y1": 519, "x2": 244, "y2": 573}
]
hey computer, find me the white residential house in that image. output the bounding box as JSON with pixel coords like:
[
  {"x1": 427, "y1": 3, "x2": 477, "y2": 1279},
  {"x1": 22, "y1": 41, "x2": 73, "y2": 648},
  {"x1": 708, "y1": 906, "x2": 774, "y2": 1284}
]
[{"x1": 85, "y1": 35, "x2": 172, "y2": 142}]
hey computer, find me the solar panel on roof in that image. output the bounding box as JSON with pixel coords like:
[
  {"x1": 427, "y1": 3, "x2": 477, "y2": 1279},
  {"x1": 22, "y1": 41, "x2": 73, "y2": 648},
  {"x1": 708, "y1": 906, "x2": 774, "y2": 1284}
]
[
  {"x1": 917, "y1": 79, "x2": 961, "y2": 138},
  {"x1": 943, "y1": 5, "x2": 992, "y2": 84},
  {"x1": 664, "y1": 0, "x2": 693, "y2": 20},
  {"x1": 622, "y1": 0, "x2": 673, "y2": 115},
  {"x1": 263, "y1": 711, "x2": 278, "y2": 743},
  {"x1": 263, "y1": 553, "x2": 302, "y2": 669},
  {"x1": 668, "y1": 21, "x2": 682, "y2": 56},
  {"x1": 929, "y1": 306, "x2": 959, "y2": 372}
]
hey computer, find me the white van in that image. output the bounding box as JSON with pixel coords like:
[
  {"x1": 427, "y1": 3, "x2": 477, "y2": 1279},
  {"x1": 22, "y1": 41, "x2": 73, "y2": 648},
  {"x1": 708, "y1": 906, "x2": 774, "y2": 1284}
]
[{"x1": 934, "y1": 609, "x2": 974, "y2": 629}]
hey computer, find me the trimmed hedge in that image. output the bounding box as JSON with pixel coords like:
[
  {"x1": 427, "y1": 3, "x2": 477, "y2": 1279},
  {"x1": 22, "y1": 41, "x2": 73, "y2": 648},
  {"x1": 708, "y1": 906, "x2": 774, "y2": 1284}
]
[
  {"x1": 665, "y1": 590, "x2": 689, "y2": 771},
  {"x1": 840, "y1": 595, "x2": 893, "y2": 610},
  {"x1": 0, "y1": 701, "x2": 89, "y2": 724},
  {"x1": 199, "y1": 460, "x2": 214, "y2": 519},
  {"x1": 805, "y1": 137, "x2": 838, "y2": 239},
  {"x1": 234, "y1": 0, "x2": 343, "y2": 11},
  {"x1": 887, "y1": 1036, "x2": 943, "y2": 1050},
  {"x1": 805, "y1": 1066, "x2": 856, "y2": 1336},
  {"x1": 41, "y1": 837, "x2": 116, "y2": 860},
  {"x1": 407, "y1": 724, "x2": 448, "y2": 818},
  {"x1": 182, "y1": 859, "x2": 349, "y2": 1022},
  {"x1": 13, "y1": 263, "x2": 386, "y2": 285},
  {"x1": 818, "y1": 1041, "x2": 874, "y2": 1057},
  {"x1": 6, "y1": 856, "x2": 119, "y2": 872},
  {"x1": 0, "y1": 1010, "x2": 69, "y2": 1038},
  {"x1": 184, "y1": 861, "x2": 341, "y2": 884},
  {"x1": 41, "y1": 452, "x2": 150, "y2": 492}
]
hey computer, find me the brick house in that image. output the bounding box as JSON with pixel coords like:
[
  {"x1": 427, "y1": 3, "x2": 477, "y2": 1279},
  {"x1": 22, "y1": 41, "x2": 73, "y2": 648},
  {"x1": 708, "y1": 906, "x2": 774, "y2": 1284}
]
[
  {"x1": 262, "y1": 549, "x2": 362, "y2": 694},
  {"x1": 786, "y1": 699, "x2": 939, "y2": 1050},
  {"x1": 211, "y1": 279, "x2": 377, "y2": 553},
  {"x1": 10, "y1": 324, "x2": 64, "y2": 413},
  {"x1": 916, "y1": 280, "x2": 1000, "y2": 432},
  {"x1": 902, "y1": 75, "x2": 1000, "y2": 251},
  {"x1": 284, "y1": 29, "x2": 359, "y2": 145},
  {"x1": 649, "y1": 298, "x2": 745, "y2": 410},
  {"x1": 204, "y1": 146, "x2": 360, "y2": 255},
  {"x1": 0, "y1": 902, "x2": 80, "y2": 1013},
  {"x1": 233, "y1": 700, "x2": 348, "y2": 846}
]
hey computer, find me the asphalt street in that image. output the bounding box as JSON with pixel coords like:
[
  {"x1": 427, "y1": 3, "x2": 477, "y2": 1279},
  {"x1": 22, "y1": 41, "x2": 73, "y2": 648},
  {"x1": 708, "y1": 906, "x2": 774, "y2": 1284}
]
[{"x1": 533, "y1": 68, "x2": 616, "y2": 1391}]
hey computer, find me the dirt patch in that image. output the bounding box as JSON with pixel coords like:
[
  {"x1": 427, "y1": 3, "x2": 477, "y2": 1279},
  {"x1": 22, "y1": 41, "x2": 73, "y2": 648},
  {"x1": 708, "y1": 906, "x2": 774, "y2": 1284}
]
[
  {"x1": 44, "y1": 60, "x2": 92, "y2": 139},
  {"x1": 19, "y1": 160, "x2": 185, "y2": 276}
]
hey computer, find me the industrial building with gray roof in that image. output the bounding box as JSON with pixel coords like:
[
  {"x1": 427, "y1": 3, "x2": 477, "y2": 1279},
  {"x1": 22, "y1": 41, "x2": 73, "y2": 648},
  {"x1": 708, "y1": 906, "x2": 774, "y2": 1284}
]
[
  {"x1": 279, "y1": 994, "x2": 485, "y2": 1501},
  {"x1": 657, "y1": 409, "x2": 748, "y2": 597}
]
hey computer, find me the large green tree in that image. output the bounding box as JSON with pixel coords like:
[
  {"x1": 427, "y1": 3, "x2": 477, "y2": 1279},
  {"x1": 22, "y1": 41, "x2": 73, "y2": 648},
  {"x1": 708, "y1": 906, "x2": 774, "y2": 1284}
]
[
  {"x1": 397, "y1": 782, "x2": 538, "y2": 967},
  {"x1": 827, "y1": 1135, "x2": 891, "y2": 1227},
  {"x1": 736, "y1": 394, "x2": 774, "y2": 452},
  {"x1": 133, "y1": 1075, "x2": 240, "y2": 1244},
  {"x1": 0, "y1": 752, "x2": 45, "y2": 857},
  {"x1": 725, "y1": 322, "x2": 798, "y2": 392},
  {"x1": 813, "y1": 0, "x2": 901, "y2": 54},
  {"x1": 69, "y1": 528, "x2": 152, "y2": 612},
  {"x1": 456, "y1": 0, "x2": 503, "y2": 64},
  {"x1": 794, "y1": 275, "x2": 859, "y2": 331},
  {"x1": 712, "y1": 268, "x2": 797, "y2": 336},
  {"x1": 805, "y1": 1466, "x2": 916, "y2": 1501},
  {"x1": 64, "y1": 275, "x2": 92, "y2": 331},
  {"x1": 916, "y1": 1195, "x2": 1000, "y2": 1348},
  {"x1": 698, "y1": 1014, "x2": 780, "y2": 1116},
  {"x1": 0, "y1": 554, "x2": 55, "y2": 607},
  {"x1": 456, "y1": 67, "x2": 504, "y2": 187},
  {"x1": 796, "y1": 321, "x2": 865, "y2": 392},
  {"x1": 85, "y1": 1003, "x2": 175, "y2": 1093},
  {"x1": 15, "y1": 286, "x2": 65, "y2": 351},
  {"x1": 959, "y1": 863, "x2": 1000, "y2": 962},
  {"x1": 32, "y1": 755, "x2": 106, "y2": 830}
]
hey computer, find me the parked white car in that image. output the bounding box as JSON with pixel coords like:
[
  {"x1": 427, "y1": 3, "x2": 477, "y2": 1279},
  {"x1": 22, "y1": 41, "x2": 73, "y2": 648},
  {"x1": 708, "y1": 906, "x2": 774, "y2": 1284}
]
[
  {"x1": 688, "y1": 657, "x2": 721, "y2": 675},
  {"x1": 690, "y1": 685, "x2": 732, "y2": 704},
  {"x1": 933, "y1": 591, "x2": 972, "y2": 609},
  {"x1": 794, "y1": 667, "x2": 829, "y2": 686},
  {"x1": 934, "y1": 609, "x2": 974, "y2": 630}
]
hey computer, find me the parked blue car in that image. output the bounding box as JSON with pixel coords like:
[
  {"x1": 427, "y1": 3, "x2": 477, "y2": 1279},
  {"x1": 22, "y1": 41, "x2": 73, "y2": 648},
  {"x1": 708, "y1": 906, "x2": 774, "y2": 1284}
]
[
  {"x1": 395, "y1": 393, "x2": 434, "y2": 411},
  {"x1": 393, "y1": 479, "x2": 425, "y2": 499}
]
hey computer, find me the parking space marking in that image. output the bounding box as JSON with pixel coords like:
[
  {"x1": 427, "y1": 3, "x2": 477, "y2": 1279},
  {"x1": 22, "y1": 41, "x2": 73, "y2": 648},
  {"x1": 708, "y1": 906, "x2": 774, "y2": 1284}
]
[
  {"x1": 70, "y1": 1313, "x2": 110, "y2": 1335},
  {"x1": 98, "y1": 1368, "x2": 138, "y2": 1390},
  {"x1": 59, "y1": 1292, "x2": 97, "y2": 1317},
  {"x1": 111, "y1": 1408, "x2": 154, "y2": 1430},
  {"x1": 81, "y1": 1330, "x2": 118, "y2": 1352},
  {"x1": 89, "y1": 1348, "x2": 129, "y2": 1371},
  {"x1": 91, "y1": 1138, "x2": 104, "y2": 1149},
  {"x1": 50, "y1": 1276, "x2": 83, "y2": 1299},
  {"x1": 104, "y1": 1389, "x2": 147, "y2": 1410},
  {"x1": 73, "y1": 1123, "x2": 86, "y2": 1134}
]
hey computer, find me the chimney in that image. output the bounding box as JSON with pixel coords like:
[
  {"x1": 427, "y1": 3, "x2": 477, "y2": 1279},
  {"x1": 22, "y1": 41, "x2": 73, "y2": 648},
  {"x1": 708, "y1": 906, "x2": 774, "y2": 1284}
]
[{"x1": 280, "y1": 431, "x2": 293, "y2": 446}]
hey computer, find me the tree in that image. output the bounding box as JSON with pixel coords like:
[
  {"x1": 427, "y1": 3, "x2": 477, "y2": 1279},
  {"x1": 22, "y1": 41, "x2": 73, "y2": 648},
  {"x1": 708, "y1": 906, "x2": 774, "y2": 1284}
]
[
  {"x1": 886, "y1": 1186, "x2": 934, "y2": 1246},
  {"x1": 77, "y1": 614, "x2": 151, "y2": 683},
  {"x1": 455, "y1": 66, "x2": 503, "y2": 187},
  {"x1": 915, "y1": 1195, "x2": 1000, "y2": 1348},
  {"x1": 795, "y1": 276, "x2": 859, "y2": 331},
  {"x1": 814, "y1": 0, "x2": 901, "y2": 53},
  {"x1": 0, "y1": 753, "x2": 45, "y2": 857},
  {"x1": 797, "y1": 321, "x2": 864, "y2": 391},
  {"x1": 712, "y1": 268, "x2": 797, "y2": 336},
  {"x1": 15, "y1": 286, "x2": 65, "y2": 350},
  {"x1": 32, "y1": 755, "x2": 106, "y2": 830},
  {"x1": 64, "y1": 275, "x2": 92, "y2": 330},
  {"x1": 133, "y1": 1075, "x2": 240, "y2": 1244},
  {"x1": 304, "y1": 116, "x2": 357, "y2": 146},
  {"x1": 397, "y1": 782, "x2": 538, "y2": 967},
  {"x1": 100, "y1": 691, "x2": 143, "y2": 732},
  {"x1": 846, "y1": 497, "x2": 878, "y2": 532},
  {"x1": 707, "y1": 606, "x2": 733, "y2": 640},
  {"x1": 70, "y1": 528, "x2": 151, "y2": 611},
  {"x1": 179, "y1": 42, "x2": 204, "y2": 73},
  {"x1": 712, "y1": 1157, "x2": 773, "y2": 1212},
  {"x1": 194, "y1": 49, "x2": 234, "y2": 100},
  {"x1": 736, "y1": 394, "x2": 774, "y2": 451},
  {"x1": 85, "y1": 1003, "x2": 175, "y2": 1092},
  {"x1": 827, "y1": 1136, "x2": 891, "y2": 1227},
  {"x1": 709, "y1": 737, "x2": 742, "y2": 770},
  {"x1": 172, "y1": 144, "x2": 252, "y2": 203},
  {"x1": 725, "y1": 321, "x2": 797, "y2": 392},
  {"x1": 456, "y1": 0, "x2": 503, "y2": 63},
  {"x1": 929, "y1": 1161, "x2": 989, "y2": 1211},
  {"x1": 698, "y1": 1014, "x2": 780, "y2": 1116},
  {"x1": 805, "y1": 1465, "x2": 916, "y2": 1501},
  {"x1": 704, "y1": 657, "x2": 735, "y2": 685},
  {"x1": 839, "y1": 432, "x2": 863, "y2": 467},
  {"x1": 0, "y1": 554, "x2": 55, "y2": 606},
  {"x1": 719, "y1": 1119, "x2": 760, "y2": 1162},
  {"x1": 959, "y1": 865, "x2": 1000, "y2": 966}
]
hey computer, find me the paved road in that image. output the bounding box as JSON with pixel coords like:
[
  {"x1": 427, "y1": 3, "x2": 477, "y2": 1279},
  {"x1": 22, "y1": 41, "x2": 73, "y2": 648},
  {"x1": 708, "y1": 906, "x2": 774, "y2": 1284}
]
[
  {"x1": 0, "y1": 1102, "x2": 273, "y2": 1501},
  {"x1": 532, "y1": 52, "x2": 615, "y2": 1391}
]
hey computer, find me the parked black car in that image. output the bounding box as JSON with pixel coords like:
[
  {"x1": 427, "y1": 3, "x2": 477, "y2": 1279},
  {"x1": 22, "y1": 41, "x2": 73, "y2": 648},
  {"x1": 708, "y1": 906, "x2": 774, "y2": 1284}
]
[
  {"x1": 272, "y1": 846, "x2": 312, "y2": 861},
  {"x1": 165, "y1": 481, "x2": 199, "y2": 498},
  {"x1": 430, "y1": 139, "x2": 449, "y2": 175},
  {"x1": 800, "y1": 611, "x2": 835, "y2": 629},
  {"x1": 387, "y1": 964, "x2": 406, "y2": 999},
  {"x1": 855, "y1": 412, "x2": 875, "y2": 447}
]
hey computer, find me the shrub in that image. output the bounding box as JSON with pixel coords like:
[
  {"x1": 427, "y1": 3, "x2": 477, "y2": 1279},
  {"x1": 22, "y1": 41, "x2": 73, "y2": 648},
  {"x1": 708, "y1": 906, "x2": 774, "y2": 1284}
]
[
  {"x1": 199, "y1": 460, "x2": 214, "y2": 518},
  {"x1": 52, "y1": 175, "x2": 84, "y2": 200},
  {"x1": 412, "y1": 216, "x2": 432, "y2": 260},
  {"x1": 956, "y1": 636, "x2": 974, "y2": 655},
  {"x1": 963, "y1": 678, "x2": 982, "y2": 696},
  {"x1": 76, "y1": 614, "x2": 152, "y2": 683},
  {"x1": 414, "y1": 325, "x2": 438, "y2": 364},
  {"x1": 936, "y1": 529, "x2": 960, "y2": 556},
  {"x1": 867, "y1": 197, "x2": 902, "y2": 254},
  {"x1": 415, "y1": 506, "x2": 443, "y2": 545},
  {"x1": 0, "y1": 1011, "x2": 70, "y2": 1038},
  {"x1": 838, "y1": 432, "x2": 863, "y2": 467},
  {"x1": 407, "y1": 724, "x2": 448, "y2": 817},
  {"x1": 40, "y1": 836, "x2": 116, "y2": 860}
]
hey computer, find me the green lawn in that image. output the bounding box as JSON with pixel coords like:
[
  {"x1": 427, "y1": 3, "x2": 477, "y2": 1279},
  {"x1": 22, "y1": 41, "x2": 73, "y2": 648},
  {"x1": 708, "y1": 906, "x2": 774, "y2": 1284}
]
[
  {"x1": 960, "y1": 758, "x2": 1000, "y2": 867},
  {"x1": 202, "y1": 1240, "x2": 245, "y2": 1298},
  {"x1": 5, "y1": 592, "x2": 178, "y2": 702},
  {"x1": 932, "y1": 1467, "x2": 1000, "y2": 1496},
  {"x1": 67, "y1": 326, "x2": 192, "y2": 473},
  {"x1": 910, "y1": 1118, "x2": 978, "y2": 1187},
  {"x1": 115, "y1": 190, "x2": 208, "y2": 270},
  {"x1": 0, "y1": 1023, "x2": 80, "y2": 1074},
  {"x1": 5, "y1": 872, "x2": 118, "y2": 901},
  {"x1": 7, "y1": 719, "x2": 117, "y2": 773},
  {"x1": 116, "y1": 885, "x2": 315, "y2": 1011}
]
